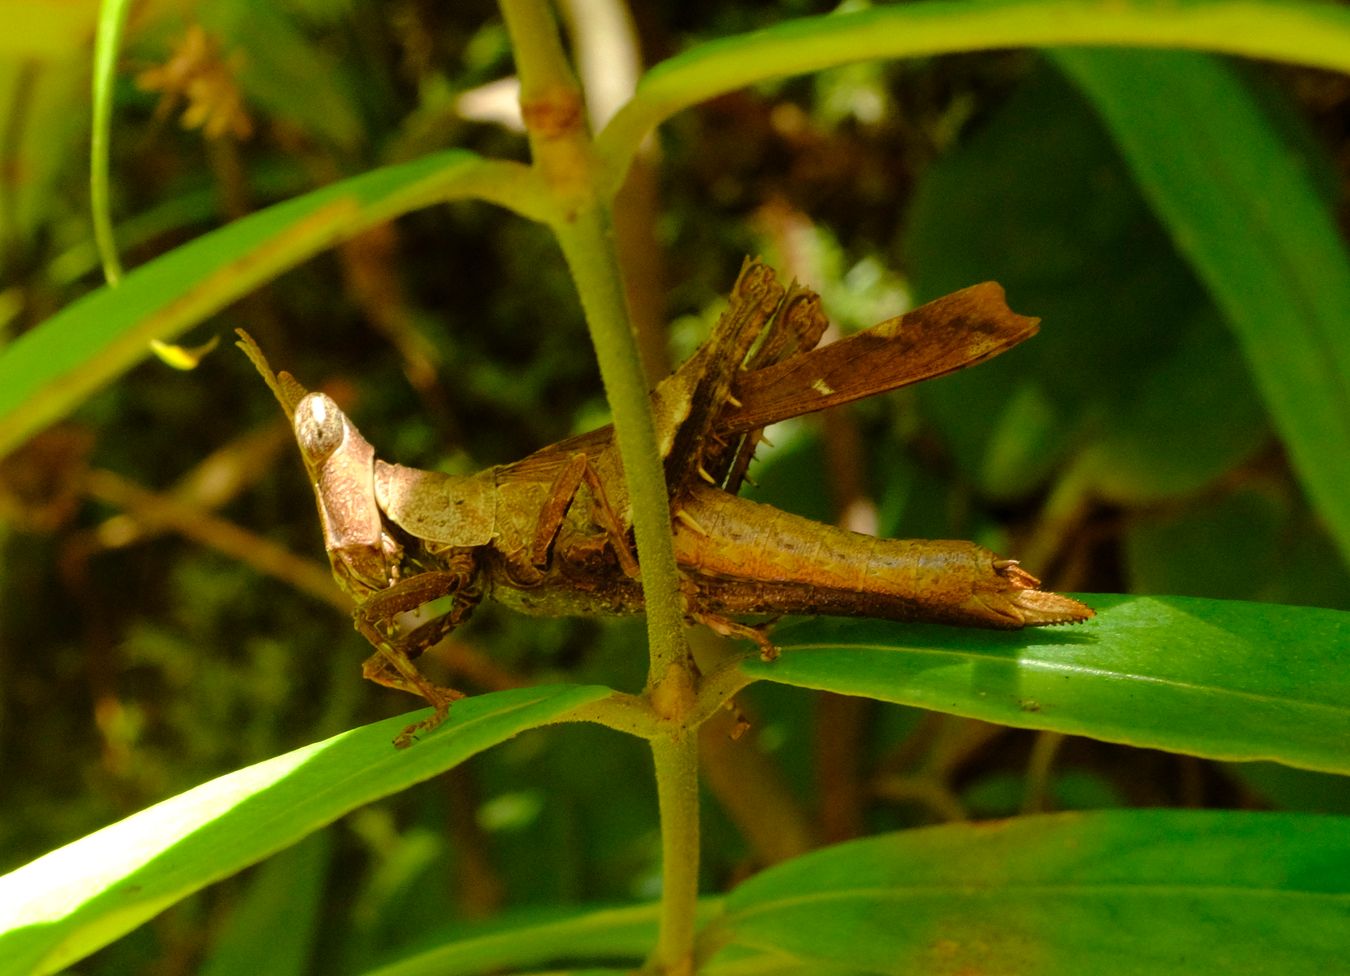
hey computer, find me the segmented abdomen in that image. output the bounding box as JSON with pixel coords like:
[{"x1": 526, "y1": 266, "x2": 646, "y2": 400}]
[{"x1": 673, "y1": 484, "x2": 1091, "y2": 629}]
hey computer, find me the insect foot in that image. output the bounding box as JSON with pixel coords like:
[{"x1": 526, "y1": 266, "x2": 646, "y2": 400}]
[
  {"x1": 392, "y1": 684, "x2": 466, "y2": 749},
  {"x1": 692, "y1": 610, "x2": 780, "y2": 661},
  {"x1": 359, "y1": 644, "x2": 467, "y2": 748}
]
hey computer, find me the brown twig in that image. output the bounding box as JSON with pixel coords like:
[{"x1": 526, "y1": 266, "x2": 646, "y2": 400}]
[{"x1": 82, "y1": 467, "x2": 349, "y2": 611}]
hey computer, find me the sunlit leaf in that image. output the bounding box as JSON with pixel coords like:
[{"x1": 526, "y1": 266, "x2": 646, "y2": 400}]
[
  {"x1": 749, "y1": 596, "x2": 1350, "y2": 774},
  {"x1": 0, "y1": 149, "x2": 543, "y2": 459},
  {"x1": 709, "y1": 810, "x2": 1350, "y2": 975},
  {"x1": 0, "y1": 685, "x2": 609, "y2": 976}
]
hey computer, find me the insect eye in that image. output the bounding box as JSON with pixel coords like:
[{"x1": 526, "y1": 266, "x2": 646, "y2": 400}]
[{"x1": 295, "y1": 393, "x2": 345, "y2": 464}]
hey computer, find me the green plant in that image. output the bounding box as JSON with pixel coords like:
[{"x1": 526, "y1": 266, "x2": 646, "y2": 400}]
[{"x1": 2, "y1": 2, "x2": 1349, "y2": 974}]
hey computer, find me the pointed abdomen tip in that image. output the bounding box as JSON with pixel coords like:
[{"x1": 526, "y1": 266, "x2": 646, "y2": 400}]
[{"x1": 1012, "y1": 589, "x2": 1096, "y2": 626}]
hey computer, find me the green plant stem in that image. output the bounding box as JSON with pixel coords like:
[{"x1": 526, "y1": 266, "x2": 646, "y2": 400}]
[
  {"x1": 497, "y1": 0, "x2": 691, "y2": 689},
  {"x1": 499, "y1": 0, "x2": 578, "y2": 100},
  {"x1": 552, "y1": 191, "x2": 701, "y2": 976},
  {"x1": 552, "y1": 211, "x2": 691, "y2": 685},
  {"x1": 91, "y1": 0, "x2": 135, "y2": 284},
  {"x1": 648, "y1": 731, "x2": 701, "y2": 976},
  {"x1": 499, "y1": 4, "x2": 701, "y2": 973}
]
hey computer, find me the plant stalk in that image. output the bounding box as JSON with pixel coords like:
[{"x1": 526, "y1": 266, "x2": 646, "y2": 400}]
[
  {"x1": 497, "y1": 0, "x2": 691, "y2": 688},
  {"x1": 648, "y1": 731, "x2": 701, "y2": 976},
  {"x1": 552, "y1": 210, "x2": 691, "y2": 685},
  {"x1": 499, "y1": 4, "x2": 702, "y2": 973}
]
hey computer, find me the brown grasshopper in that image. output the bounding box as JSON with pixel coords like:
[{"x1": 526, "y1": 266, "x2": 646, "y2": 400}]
[{"x1": 239, "y1": 260, "x2": 1092, "y2": 746}]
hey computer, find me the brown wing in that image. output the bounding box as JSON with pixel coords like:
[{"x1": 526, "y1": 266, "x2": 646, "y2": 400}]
[
  {"x1": 653, "y1": 258, "x2": 787, "y2": 500},
  {"x1": 717, "y1": 282, "x2": 1039, "y2": 436},
  {"x1": 708, "y1": 279, "x2": 829, "y2": 494},
  {"x1": 487, "y1": 258, "x2": 799, "y2": 498},
  {"x1": 648, "y1": 271, "x2": 1039, "y2": 502},
  {"x1": 491, "y1": 274, "x2": 1038, "y2": 512},
  {"x1": 490, "y1": 426, "x2": 617, "y2": 487}
]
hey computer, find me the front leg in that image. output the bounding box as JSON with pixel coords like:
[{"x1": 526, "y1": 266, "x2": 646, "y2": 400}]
[{"x1": 354, "y1": 555, "x2": 482, "y2": 747}]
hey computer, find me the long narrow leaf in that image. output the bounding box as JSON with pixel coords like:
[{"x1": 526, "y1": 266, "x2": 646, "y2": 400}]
[
  {"x1": 197, "y1": 831, "x2": 331, "y2": 976},
  {"x1": 0, "y1": 685, "x2": 610, "y2": 976},
  {"x1": 596, "y1": 0, "x2": 1350, "y2": 194},
  {"x1": 0, "y1": 150, "x2": 543, "y2": 459},
  {"x1": 749, "y1": 596, "x2": 1350, "y2": 774},
  {"x1": 710, "y1": 811, "x2": 1350, "y2": 975},
  {"x1": 359, "y1": 901, "x2": 723, "y2": 976},
  {"x1": 1054, "y1": 49, "x2": 1350, "y2": 565}
]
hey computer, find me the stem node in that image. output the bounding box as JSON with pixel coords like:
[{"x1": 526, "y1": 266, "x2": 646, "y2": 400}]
[{"x1": 651, "y1": 659, "x2": 699, "y2": 726}]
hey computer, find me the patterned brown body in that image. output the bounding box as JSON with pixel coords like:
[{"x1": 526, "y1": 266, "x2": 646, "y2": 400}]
[
  {"x1": 240, "y1": 260, "x2": 1093, "y2": 744},
  {"x1": 483, "y1": 483, "x2": 1087, "y2": 631},
  {"x1": 673, "y1": 486, "x2": 1085, "y2": 628}
]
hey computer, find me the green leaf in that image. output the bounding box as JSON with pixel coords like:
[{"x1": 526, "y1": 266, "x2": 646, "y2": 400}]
[
  {"x1": 1231, "y1": 762, "x2": 1350, "y2": 815},
  {"x1": 710, "y1": 810, "x2": 1350, "y2": 975},
  {"x1": 0, "y1": 53, "x2": 89, "y2": 262},
  {"x1": 705, "y1": 948, "x2": 878, "y2": 976},
  {"x1": 904, "y1": 62, "x2": 1267, "y2": 504},
  {"x1": 1125, "y1": 489, "x2": 1286, "y2": 600},
  {"x1": 1065, "y1": 306, "x2": 1271, "y2": 502},
  {"x1": 596, "y1": 0, "x2": 1350, "y2": 194},
  {"x1": 0, "y1": 684, "x2": 610, "y2": 976},
  {"x1": 747, "y1": 596, "x2": 1350, "y2": 774},
  {"x1": 358, "y1": 901, "x2": 723, "y2": 976},
  {"x1": 0, "y1": 149, "x2": 544, "y2": 459},
  {"x1": 1124, "y1": 486, "x2": 1350, "y2": 608},
  {"x1": 197, "y1": 831, "x2": 331, "y2": 976},
  {"x1": 1055, "y1": 48, "x2": 1350, "y2": 565}
]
